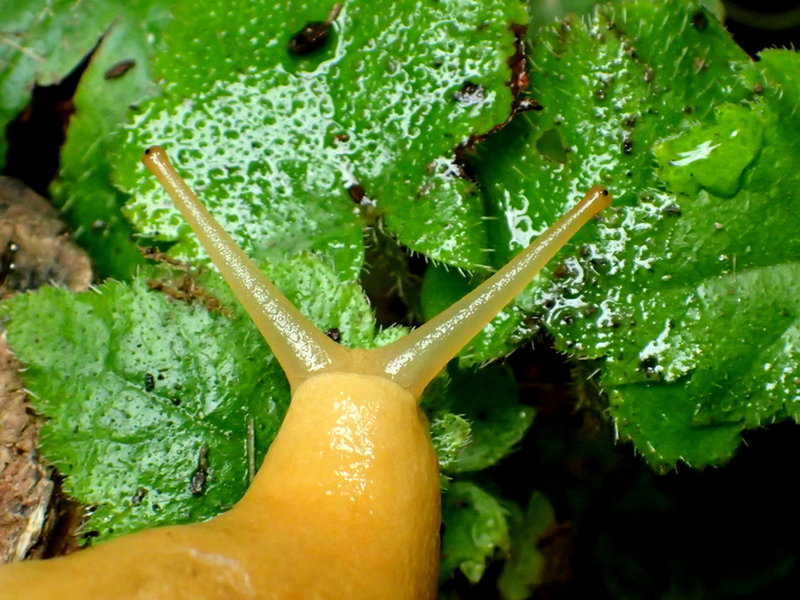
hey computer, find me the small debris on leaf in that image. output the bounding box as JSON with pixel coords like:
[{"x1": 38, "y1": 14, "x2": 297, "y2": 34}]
[
  {"x1": 190, "y1": 446, "x2": 209, "y2": 496},
  {"x1": 104, "y1": 60, "x2": 136, "y2": 80},
  {"x1": 288, "y1": 3, "x2": 342, "y2": 55}
]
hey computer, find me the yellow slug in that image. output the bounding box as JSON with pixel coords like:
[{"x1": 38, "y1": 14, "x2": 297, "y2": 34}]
[{"x1": 0, "y1": 146, "x2": 610, "y2": 599}]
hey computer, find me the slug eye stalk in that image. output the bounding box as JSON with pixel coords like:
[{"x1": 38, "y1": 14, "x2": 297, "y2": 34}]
[
  {"x1": 142, "y1": 147, "x2": 610, "y2": 399},
  {"x1": 375, "y1": 184, "x2": 610, "y2": 397},
  {"x1": 142, "y1": 146, "x2": 347, "y2": 390}
]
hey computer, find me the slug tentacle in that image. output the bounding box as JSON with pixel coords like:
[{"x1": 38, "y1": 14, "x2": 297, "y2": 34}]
[
  {"x1": 144, "y1": 146, "x2": 610, "y2": 399},
  {"x1": 373, "y1": 186, "x2": 611, "y2": 398},
  {"x1": 142, "y1": 146, "x2": 346, "y2": 389}
]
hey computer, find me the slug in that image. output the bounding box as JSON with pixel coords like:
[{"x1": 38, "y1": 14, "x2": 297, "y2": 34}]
[{"x1": 0, "y1": 147, "x2": 610, "y2": 599}]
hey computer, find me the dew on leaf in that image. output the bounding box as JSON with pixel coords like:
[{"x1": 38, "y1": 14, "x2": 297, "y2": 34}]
[{"x1": 453, "y1": 81, "x2": 485, "y2": 106}]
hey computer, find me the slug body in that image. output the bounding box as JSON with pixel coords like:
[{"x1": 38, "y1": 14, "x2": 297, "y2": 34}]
[
  {"x1": 4, "y1": 373, "x2": 438, "y2": 599},
  {"x1": 0, "y1": 147, "x2": 610, "y2": 599}
]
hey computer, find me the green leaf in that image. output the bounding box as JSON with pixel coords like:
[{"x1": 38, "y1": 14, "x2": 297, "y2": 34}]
[
  {"x1": 440, "y1": 481, "x2": 511, "y2": 584},
  {"x1": 497, "y1": 492, "x2": 557, "y2": 600},
  {"x1": 422, "y1": 363, "x2": 533, "y2": 476},
  {"x1": 0, "y1": 0, "x2": 174, "y2": 277},
  {"x1": 656, "y1": 104, "x2": 761, "y2": 198},
  {"x1": 5, "y1": 3, "x2": 799, "y2": 596},
  {"x1": 2, "y1": 278, "x2": 282, "y2": 540},
  {"x1": 428, "y1": 411, "x2": 472, "y2": 474},
  {"x1": 474, "y1": 1, "x2": 799, "y2": 468},
  {"x1": 1, "y1": 257, "x2": 378, "y2": 541},
  {"x1": 49, "y1": 1, "x2": 172, "y2": 279},
  {"x1": 443, "y1": 365, "x2": 534, "y2": 473},
  {"x1": 113, "y1": 0, "x2": 527, "y2": 277},
  {"x1": 0, "y1": 0, "x2": 132, "y2": 167},
  {"x1": 527, "y1": 0, "x2": 600, "y2": 22}
]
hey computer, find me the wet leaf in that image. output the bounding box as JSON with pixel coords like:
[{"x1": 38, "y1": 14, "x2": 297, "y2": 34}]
[
  {"x1": 1, "y1": 258, "x2": 378, "y2": 541},
  {"x1": 474, "y1": 1, "x2": 799, "y2": 467},
  {"x1": 113, "y1": 0, "x2": 526, "y2": 278},
  {"x1": 3, "y1": 2, "x2": 798, "y2": 595}
]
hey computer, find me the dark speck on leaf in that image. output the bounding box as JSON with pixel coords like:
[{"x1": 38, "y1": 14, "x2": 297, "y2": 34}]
[
  {"x1": 691, "y1": 10, "x2": 708, "y2": 31},
  {"x1": 132, "y1": 487, "x2": 147, "y2": 505},
  {"x1": 288, "y1": 3, "x2": 342, "y2": 56},
  {"x1": 453, "y1": 81, "x2": 485, "y2": 106},
  {"x1": 288, "y1": 21, "x2": 331, "y2": 55},
  {"x1": 104, "y1": 59, "x2": 135, "y2": 80},
  {"x1": 640, "y1": 356, "x2": 660, "y2": 377},
  {"x1": 326, "y1": 328, "x2": 341, "y2": 342},
  {"x1": 552, "y1": 263, "x2": 570, "y2": 279},
  {"x1": 144, "y1": 372, "x2": 155, "y2": 392},
  {"x1": 190, "y1": 446, "x2": 209, "y2": 496},
  {"x1": 622, "y1": 138, "x2": 633, "y2": 154},
  {"x1": 348, "y1": 184, "x2": 366, "y2": 204},
  {"x1": 513, "y1": 98, "x2": 543, "y2": 113},
  {"x1": 663, "y1": 204, "x2": 682, "y2": 216}
]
